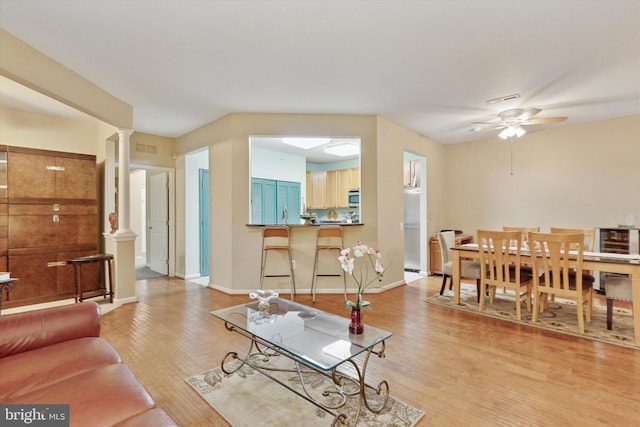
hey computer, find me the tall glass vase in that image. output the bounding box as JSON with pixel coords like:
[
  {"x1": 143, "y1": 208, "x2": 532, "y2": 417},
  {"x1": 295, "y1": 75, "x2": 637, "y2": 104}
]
[{"x1": 349, "y1": 307, "x2": 364, "y2": 334}]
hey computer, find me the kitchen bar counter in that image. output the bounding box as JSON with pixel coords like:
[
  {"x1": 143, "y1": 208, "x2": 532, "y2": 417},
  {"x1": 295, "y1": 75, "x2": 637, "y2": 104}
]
[
  {"x1": 246, "y1": 222, "x2": 365, "y2": 296},
  {"x1": 247, "y1": 222, "x2": 364, "y2": 227}
]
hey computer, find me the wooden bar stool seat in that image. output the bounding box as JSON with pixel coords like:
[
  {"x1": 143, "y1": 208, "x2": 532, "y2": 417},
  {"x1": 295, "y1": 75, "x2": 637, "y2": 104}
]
[
  {"x1": 311, "y1": 225, "x2": 346, "y2": 302},
  {"x1": 259, "y1": 226, "x2": 296, "y2": 300}
]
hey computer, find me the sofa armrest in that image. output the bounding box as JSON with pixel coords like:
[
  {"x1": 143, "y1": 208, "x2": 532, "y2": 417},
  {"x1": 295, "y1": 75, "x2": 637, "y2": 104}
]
[{"x1": 0, "y1": 302, "x2": 101, "y2": 358}]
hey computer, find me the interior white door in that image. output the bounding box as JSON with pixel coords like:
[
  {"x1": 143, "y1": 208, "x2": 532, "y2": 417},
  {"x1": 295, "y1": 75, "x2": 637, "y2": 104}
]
[{"x1": 149, "y1": 172, "x2": 169, "y2": 274}]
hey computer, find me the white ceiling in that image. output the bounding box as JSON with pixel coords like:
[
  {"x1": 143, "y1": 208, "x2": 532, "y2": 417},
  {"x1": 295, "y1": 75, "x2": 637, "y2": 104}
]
[{"x1": 1, "y1": 0, "x2": 639, "y2": 145}]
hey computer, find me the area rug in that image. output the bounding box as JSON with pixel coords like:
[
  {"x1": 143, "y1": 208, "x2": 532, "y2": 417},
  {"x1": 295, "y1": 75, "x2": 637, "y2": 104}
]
[
  {"x1": 186, "y1": 358, "x2": 424, "y2": 427},
  {"x1": 426, "y1": 284, "x2": 637, "y2": 350}
]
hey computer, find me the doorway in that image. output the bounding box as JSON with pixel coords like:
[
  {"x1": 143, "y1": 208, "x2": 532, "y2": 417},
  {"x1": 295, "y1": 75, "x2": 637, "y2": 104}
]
[
  {"x1": 148, "y1": 171, "x2": 169, "y2": 274},
  {"x1": 130, "y1": 168, "x2": 175, "y2": 280},
  {"x1": 403, "y1": 151, "x2": 427, "y2": 281},
  {"x1": 199, "y1": 169, "x2": 210, "y2": 276}
]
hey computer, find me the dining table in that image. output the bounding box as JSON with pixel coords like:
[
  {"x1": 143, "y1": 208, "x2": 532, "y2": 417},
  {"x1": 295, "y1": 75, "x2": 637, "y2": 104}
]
[{"x1": 451, "y1": 243, "x2": 640, "y2": 342}]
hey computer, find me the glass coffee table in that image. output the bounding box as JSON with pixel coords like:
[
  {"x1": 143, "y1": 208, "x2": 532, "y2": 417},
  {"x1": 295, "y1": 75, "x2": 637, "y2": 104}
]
[{"x1": 212, "y1": 297, "x2": 392, "y2": 426}]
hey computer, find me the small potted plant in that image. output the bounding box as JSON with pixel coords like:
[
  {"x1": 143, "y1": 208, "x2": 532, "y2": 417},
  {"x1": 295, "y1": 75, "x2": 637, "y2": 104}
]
[{"x1": 338, "y1": 242, "x2": 385, "y2": 334}]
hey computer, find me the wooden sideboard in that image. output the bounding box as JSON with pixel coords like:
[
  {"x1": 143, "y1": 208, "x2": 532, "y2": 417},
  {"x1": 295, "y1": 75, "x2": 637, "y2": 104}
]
[
  {"x1": 1, "y1": 145, "x2": 100, "y2": 308},
  {"x1": 429, "y1": 233, "x2": 473, "y2": 275}
]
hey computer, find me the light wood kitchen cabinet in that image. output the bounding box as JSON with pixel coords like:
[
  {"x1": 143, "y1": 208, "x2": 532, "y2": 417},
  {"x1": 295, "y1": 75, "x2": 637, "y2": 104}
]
[
  {"x1": 326, "y1": 170, "x2": 338, "y2": 208},
  {"x1": 306, "y1": 171, "x2": 327, "y2": 209},
  {"x1": 349, "y1": 167, "x2": 359, "y2": 190},
  {"x1": 404, "y1": 160, "x2": 421, "y2": 187},
  {"x1": 337, "y1": 169, "x2": 352, "y2": 207},
  {"x1": 325, "y1": 168, "x2": 358, "y2": 208},
  {"x1": 429, "y1": 233, "x2": 473, "y2": 275},
  {"x1": 307, "y1": 167, "x2": 359, "y2": 209}
]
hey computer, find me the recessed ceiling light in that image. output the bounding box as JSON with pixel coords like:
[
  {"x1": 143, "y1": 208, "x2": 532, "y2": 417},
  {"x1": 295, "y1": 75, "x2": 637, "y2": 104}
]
[
  {"x1": 281, "y1": 137, "x2": 331, "y2": 150},
  {"x1": 324, "y1": 141, "x2": 360, "y2": 157}
]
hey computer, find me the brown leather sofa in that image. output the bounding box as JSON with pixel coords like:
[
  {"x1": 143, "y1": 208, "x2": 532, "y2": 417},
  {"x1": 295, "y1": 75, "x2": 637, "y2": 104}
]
[{"x1": 0, "y1": 302, "x2": 178, "y2": 426}]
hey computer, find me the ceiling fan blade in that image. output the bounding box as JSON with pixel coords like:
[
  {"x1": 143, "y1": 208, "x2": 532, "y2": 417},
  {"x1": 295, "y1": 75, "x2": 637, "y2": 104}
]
[
  {"x1": 521, "y1": 117, "x2": 568, "y2": 125},
  {"x1": 472, "y1": 121, "x2": 499, "y2": 125},
  {"x1": 518, "y1": 108, "x2": 542, "y2": 121}
]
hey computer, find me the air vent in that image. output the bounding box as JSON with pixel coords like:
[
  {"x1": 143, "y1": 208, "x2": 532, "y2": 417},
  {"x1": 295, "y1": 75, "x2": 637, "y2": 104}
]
[
  {"x1": 486, "y1": 93, "x2": 520, "y2": 104},
  {"x1": 135, "y1": 143, "x2": 157, "y2": 154}
]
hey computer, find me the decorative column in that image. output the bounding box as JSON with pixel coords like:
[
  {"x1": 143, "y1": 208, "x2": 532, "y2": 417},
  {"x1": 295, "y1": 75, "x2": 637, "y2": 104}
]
[
  {"x1": 103, "y1": 128, "x2": 137, "y2": 305},
  {"x1": 116, "y1": 128, "x2": 134, "y2": 234}
]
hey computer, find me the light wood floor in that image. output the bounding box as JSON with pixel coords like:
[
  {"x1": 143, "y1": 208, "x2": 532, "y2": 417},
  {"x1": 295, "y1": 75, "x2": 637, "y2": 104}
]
[{"x1": 100, "y1": 276, "x2": 640, "y2": 426}]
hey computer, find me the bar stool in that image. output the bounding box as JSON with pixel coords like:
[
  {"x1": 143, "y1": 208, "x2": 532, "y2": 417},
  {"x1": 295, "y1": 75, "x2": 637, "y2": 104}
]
[
  {"x1": 311, "y1": 225, "x2": 347, "y2": 303},
  {"x1": 259, "y1": 226, "x2": 296, "y2": 300}
]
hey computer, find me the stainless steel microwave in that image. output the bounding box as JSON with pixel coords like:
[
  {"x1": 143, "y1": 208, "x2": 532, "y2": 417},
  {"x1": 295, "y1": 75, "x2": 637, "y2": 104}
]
[{"x1": 348, "y1": 189, "x2": 359, "y2": 208}]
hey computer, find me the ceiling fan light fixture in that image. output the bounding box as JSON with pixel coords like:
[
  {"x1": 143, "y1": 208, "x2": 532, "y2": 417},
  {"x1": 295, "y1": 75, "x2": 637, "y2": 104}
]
[{"x1": 499, "y1": 125, "x2": 526, "y2": 140}]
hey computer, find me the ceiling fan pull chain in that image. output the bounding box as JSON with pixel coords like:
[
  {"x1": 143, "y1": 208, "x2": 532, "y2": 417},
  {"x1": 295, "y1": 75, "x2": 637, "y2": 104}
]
[{"x1": 510, "y1": 138, "x2": 514, "y2": 176}]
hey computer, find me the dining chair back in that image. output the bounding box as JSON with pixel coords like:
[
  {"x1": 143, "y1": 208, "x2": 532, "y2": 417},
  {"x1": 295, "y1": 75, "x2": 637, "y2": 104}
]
[
  {"x1": 477, "y1": 230, "x2": 532, "y2": 320},
  {"x1": 529, "y1": 232, "x2": 593, "y2": 333},
  {"x1": 502, "y1": 226, "x2": 540, "y2": 247},
  {"x1": 310, "y1": 225, "x2": 347, "y2": 302},
  {"x1": 550, "y1": 227, "x2": 596, "y2": 251},
  {"x1": 438, "y1": 231, "x2": 482, "y2": 299},
  {"x1": 550, "y1": 226, "x2": 597, "y2": 288},
  {"x1": 502, "y1": 226, "x2": 541, "y2": 279},
  {"x1": 259, "y1": 225, "x2": 296, "y2": 300}
]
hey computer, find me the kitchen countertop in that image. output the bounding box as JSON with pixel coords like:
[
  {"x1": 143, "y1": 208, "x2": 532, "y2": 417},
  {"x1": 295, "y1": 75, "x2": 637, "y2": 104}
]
[{"x1": 247, "y1": 222, "x2": 363, "y2": 227}]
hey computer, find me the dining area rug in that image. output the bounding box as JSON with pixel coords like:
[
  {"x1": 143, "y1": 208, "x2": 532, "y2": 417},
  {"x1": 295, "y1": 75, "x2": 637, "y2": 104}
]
[
  {"x1": 426, "y1": 283, "x2": 637, "y2": 350},
  {"x1": 186, "y1": 358, "x2": 424, "y2": 426}
]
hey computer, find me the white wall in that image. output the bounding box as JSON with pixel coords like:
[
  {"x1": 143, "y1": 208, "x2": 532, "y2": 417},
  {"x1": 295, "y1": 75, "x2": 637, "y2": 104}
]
[
  {"x1": 130, "y1": 170, "x2": 146, "y2": 257},
  {"x1": 251, "y1": 146, "x2": 306, "y2": 183},
  {"x1": 183, "y1": 149, "x2": 209, "y2": 279},
  {"x1": 444, "y1": 115, "x2": 640, "y2": 234}
]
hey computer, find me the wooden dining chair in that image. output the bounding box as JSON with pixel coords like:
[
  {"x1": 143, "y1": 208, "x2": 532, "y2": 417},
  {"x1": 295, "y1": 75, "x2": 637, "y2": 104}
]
[
  {"x1": 477, "y1": 230, "x2": 532, "y2": 320},
  {"x1": 529, "y1": 232, "x2": 593, "y2": 334},
  {"x1": 550, "y1": 227, "x2": 596, "y2": 252},
  {"x1": 438, "y1": 231, "x2": 482, "y2": 300},
  {"x1": 549, "y1": 227, "x2": 597, "y2": 300},
  {"x1": 502, "y1": 226, "x2": 540, "y2": 289},
  {"x1": 502, "y1": 226, "x2": 540, "y2": 246},
  {"x1": 604, "y1": 276, "x2": 632, "y2": 330}
]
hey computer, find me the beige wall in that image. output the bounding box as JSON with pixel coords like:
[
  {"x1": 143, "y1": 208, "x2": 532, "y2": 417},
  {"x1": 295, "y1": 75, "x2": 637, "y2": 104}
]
[
  {"x1": 4, "y1": 29, "x2": 638, "y2": 300},
  {"x1": 0, "y1": 107, "x2": 104, "y2": 155},
  {"x1": 444, "y1": 115, "x2": 640, "y2": 234},
  {"x1": 176, "y1": 113, "x2": 450, "y2": 295},
  {"x1": 177, "y1": 113, "x2": 390, "y2": 294},
  {"x1": 0, "y1": 29, "x2": 132, "y2": 129},
  {"x1": 376, "y1": 116, "x2": 447, "y2": 277},
  {"x1": 129, "y1": 132, "x2": 177, "y2": 169}
]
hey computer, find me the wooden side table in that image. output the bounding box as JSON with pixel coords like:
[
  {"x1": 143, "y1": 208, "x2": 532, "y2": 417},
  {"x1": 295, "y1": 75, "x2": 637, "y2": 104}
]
[
  {"x1": 67, "y1": 254, "x2": 114, "y2": 303},
  {"x1": 0, "y1": 278, "x2": 19, "y2": 313}
]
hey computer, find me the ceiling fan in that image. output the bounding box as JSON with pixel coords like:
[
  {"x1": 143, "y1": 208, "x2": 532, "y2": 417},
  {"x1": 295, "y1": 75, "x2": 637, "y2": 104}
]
[
  {"x1": 475, "y1": 108, "x2": 568, "y2": 139},
  {"x1": 475, "y1": 108, "x2": 567, "y2": 175}
]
